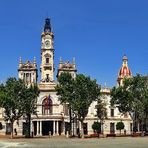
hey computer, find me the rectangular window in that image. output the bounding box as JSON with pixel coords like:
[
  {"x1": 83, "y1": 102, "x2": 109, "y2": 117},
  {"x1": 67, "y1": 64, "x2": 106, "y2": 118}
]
[
  {"x1": 46, "y1": 58, "x2": 49, "y2": 64},
  {"x1": 110, "y1": 123, "x2": 115, "y2": 133},
  {"x1": 64, "y1": 104, "x2": 69, "y2": 116},
  {"x1": 111, "y1": 109, "x2": 114, "y2": 117},
  {"x1": 46, "y1": 74, "x2": 49, "y2": 82}
]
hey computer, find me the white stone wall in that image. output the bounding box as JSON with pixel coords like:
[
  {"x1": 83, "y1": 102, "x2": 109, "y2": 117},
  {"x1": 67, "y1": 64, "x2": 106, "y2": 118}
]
[
  {"x1": 37, "y1": 90, "x2": 63, "y2": 116},
  {"x1": 85, "y1": 88, "x2": 132, "y2": 135}
]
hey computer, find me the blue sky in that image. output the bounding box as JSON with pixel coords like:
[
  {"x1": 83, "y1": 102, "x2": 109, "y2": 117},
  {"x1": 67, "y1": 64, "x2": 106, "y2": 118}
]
[{"x1": 0, "y1": 0, "x2": 148, "y2": 87}]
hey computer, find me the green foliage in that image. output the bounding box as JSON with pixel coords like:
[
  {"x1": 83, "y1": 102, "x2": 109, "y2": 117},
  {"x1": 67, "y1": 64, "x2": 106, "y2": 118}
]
[
  {"x1": 0, "y1": 77, "x2": 39, "y2": 138},
  {"x1": 56, "y1": 72, "x2": 74, "y2": 104},
  {"x1": 20, "y1": 84, "x2": 39, "y2": 138},
  {"x1": 0, "y1": 78, "x2": 25, "y2": 123},
  {"x1": 72, "y1": 74, "x2": 101, "y2": 122},
  {"x1": 92, "y1": 121, "x2": 101, "y2": 133},
  {"x1": 96, "y1": 98, "x2": 107, "y2": 121},
  {"x1": 21, "y1": 84, "x2": 40, "y2": 115},
  {"x1": 111, "y1": 74, "x2": 148, "y2": 118},
  {"x1": 56, "y1": 73, "x2": 101, "y2": 138},
  {"x1": 116, "y1": 121, "x2": 125, "y2": 131},
  {"x1": 111, "y1": 74, "x2": 148, "y2": 132}
]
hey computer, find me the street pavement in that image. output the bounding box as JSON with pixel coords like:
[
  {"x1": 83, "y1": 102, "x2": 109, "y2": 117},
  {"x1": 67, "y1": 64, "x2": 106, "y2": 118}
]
[{"x1": 0, "y1": 136, "x2": 147, "y2": 148}]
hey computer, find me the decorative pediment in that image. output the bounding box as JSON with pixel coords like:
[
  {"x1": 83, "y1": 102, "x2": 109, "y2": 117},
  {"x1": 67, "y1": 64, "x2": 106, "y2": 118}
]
[
  {"x1": 19, "y1": 61, "x2": 36, "y2": 70},
  {"x1": 44, "y1": 53, "x2": 51, "y2": 58},
  {"x1": 62, "y1": 62, "x2": 74, "y2": 69}
]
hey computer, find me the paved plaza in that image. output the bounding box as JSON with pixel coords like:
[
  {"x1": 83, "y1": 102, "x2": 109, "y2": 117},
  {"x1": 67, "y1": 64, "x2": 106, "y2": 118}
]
[{"x1": 0, "y1": 137, "x2": 148, "y2": 148}]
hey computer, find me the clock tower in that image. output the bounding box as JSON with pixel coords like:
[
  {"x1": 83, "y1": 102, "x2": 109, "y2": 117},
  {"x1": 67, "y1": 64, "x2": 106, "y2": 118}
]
[{"x1": 40, "y1": 18, "x2": 54, "y2": 83}]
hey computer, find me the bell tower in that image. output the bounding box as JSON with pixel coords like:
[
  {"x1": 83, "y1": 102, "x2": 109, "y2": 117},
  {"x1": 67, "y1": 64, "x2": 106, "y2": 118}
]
[{"x1": 40, "y1": 18, "x2": 54, "y2": 83}]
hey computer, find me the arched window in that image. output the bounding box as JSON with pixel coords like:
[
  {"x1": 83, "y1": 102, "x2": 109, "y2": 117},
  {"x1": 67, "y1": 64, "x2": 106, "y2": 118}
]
[{"x1": 42, "y1": 96, "x2": 52, "y2": 115}]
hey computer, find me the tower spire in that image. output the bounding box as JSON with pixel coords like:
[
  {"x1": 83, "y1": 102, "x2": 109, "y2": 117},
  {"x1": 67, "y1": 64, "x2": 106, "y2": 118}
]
[
  {"x1": 60, "y1": 57, "x2": 62, "y2": 63},
  {"x1": 19, "y1": 57, "x2": 22, "y2": 64},
  {"x1": 44, "y1": 18, "x2": 51, "y2": 33},
  {"x1": 34, "y1": 56, "x2": 36, "y2": 64},
  {"x1": 72, "y1": 57, "x2": 75, "y2": 64}
]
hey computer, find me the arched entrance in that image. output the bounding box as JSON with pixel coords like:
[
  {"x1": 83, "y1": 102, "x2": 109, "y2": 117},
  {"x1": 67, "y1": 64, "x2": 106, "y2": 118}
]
[{"x1": 41, "y1": 96, "x2": 53, "y2": 135}]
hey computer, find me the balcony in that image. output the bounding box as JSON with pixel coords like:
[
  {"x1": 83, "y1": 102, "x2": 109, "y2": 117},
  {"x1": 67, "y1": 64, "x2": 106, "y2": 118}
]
[
  {"x1": 32, "y1": 113, "x2": 64, "y2": 120},
  {"x1": 38, "y1": 82, "x2": 56, "y2": 91}
]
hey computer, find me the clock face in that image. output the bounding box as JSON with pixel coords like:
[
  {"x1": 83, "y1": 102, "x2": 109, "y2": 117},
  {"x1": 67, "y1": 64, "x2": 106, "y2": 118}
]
[{"x1": 45, "y1": 40, "x2": 50, "y2": 47}]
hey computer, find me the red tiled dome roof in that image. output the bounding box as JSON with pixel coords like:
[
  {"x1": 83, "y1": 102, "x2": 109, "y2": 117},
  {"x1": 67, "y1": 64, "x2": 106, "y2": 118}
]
[
  {"x1": 117, "y1": 55, "x2": 132, "y2": 84},
  {"x1": 119, "y1": 66, "x2": 132, "y2": 77}
]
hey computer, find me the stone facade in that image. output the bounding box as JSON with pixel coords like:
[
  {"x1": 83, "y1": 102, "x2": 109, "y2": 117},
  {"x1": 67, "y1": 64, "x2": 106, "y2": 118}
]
[
  {"x1": 18, "y1": 57, "x2": 38, "y2": 85},
  {"x1": 0, "y1": 18, "x2": 132, "y2": 136}
]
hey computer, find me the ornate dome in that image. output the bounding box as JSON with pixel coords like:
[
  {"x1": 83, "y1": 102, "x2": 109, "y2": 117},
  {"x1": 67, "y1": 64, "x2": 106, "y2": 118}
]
[
  {"x1": 117, "y1": 55, "x2": 132, "y2": 85},
  {"x1": 118, "y1": 65, "x2": 132, "y2": 77}
]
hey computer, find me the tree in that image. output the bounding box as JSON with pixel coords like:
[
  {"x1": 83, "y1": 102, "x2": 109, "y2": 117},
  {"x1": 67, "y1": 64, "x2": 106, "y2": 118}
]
[
  {"x1": 95, "y1": 96, "x2": 107, "y2": 134},
  {"x1": 56, "y1": 73, "x2": 101, "y2": 138},
  {"x1": 111, "y1": 74, "x2": 148, "y2": 133},
  {"x1": 0, "y1": 78, "x2": 26, "y2": 138},
  {"x1": 71, "y1": 74, "x2": 101, "y2": 138},
  {"x1": 0, "y1": 78, "x2": 39, "y2": 138},
  {"x1": 21, "y1": 84, "x2": 39, "y2": 138},
  {"x1": 55, "y1": 72, "x2": 75, "y2": 136},
  {"x1": 92, "y1": 121, "x2": 101, "y2": 134},
  {"x1": 116, "y1": 121, "x2": 125, "y2": 135}
]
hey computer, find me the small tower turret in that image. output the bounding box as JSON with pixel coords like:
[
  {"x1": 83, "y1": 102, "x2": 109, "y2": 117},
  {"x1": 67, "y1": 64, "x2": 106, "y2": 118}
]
[
  {"x1": 117, "y1": 55, "x2": 132, "y2": 86},
  {"x1": 44, "y1": 18, "x2": 51, "y2": 33},
  {"x1": 57, "y1": 58, "x2": 77, "y2": 79},
  {"x1": 18, "y1": 58, "x2": 38, "y2": 85}
]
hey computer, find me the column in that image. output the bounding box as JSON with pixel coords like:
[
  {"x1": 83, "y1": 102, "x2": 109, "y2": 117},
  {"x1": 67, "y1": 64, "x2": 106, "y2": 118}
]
[
  {"x1": 55, "y1": 121, "x2": 57, "y2": 134},
  {"x1": 57, "y1": 121, "x2": 59, "y2": 135},
  {"x1": 62, "y1": 121, "x2": 65, "y2": 135},
  {"x1": 53, "y1": 121, "x2": 55, "y2": 135},
  {"x1": 40, "y1": 121, "x2": 42, "y2": 136},
  {"x1": 74, "y1": 118, "x2": 77, "y2": 136},
  {"x1": 37, "y1": 121, "x2": 40, "y2": 135},
  {"x1": 31, "y1": 121, "x2": 34, "y2": 134}
]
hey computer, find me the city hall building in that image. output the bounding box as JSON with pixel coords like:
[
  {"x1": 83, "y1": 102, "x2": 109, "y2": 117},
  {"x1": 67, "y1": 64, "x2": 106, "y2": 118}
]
[{"x1": 0, "y1": 18, "x2": 132, "y2": 136}]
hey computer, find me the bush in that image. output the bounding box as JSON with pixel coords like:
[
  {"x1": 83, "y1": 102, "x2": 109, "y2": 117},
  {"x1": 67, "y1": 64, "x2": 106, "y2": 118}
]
[
  {"x1": 116, "y1": 121, "x2": 125, "y2": 134},
  {"x1": 92, "y1": 121, "x2": 101, "y2": 133},
  {"x1": 106, "y1": 133, "x2": 116, "y2": 137},
  {"x1": 90, "y1": 133, "x2": 99, "y2": 138}
]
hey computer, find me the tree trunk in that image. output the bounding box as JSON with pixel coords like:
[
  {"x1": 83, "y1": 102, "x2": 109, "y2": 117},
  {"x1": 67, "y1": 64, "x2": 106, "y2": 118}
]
[
  {"x1": 25, "y1": 114, "x2": 31, "y2": 138},
  {"x1": 101, "y1": 120, "x2": 104, "y2": 134},
  {"x1": 141, "y1": 114, "x2": 144, "y2": 137},
  {"x1": 28, "y1": 113, "x2": 31, "y2": 138},
  {"x1": 80, "y1": 121, "x2": 84, "y2": 138},
  {"x1": 69, "y1": 106, "x2": 72, "y2": 137},
  {"x1": 10, "y1": 122, "x2": 14, "y2": 139},
  {"x1": 120, "y1": 129, "x2": 121, "y2": 135},
  {"x1": 146, "y1": 116, "x2": 148, "y2": 132}
]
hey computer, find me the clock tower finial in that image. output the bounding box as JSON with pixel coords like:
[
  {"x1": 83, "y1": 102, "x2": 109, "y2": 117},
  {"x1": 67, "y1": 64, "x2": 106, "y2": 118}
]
[{"x1": 44, "y1": 18, "x2": 51, "y2": 33}]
